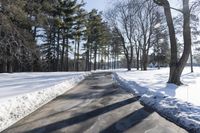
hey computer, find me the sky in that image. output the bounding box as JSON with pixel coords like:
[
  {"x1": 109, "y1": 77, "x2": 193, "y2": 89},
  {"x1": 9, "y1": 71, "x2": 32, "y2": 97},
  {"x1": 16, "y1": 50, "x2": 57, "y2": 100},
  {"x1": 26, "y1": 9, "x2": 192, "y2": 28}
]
[
  {"x1": 82, "y1": 0, "x2": 182, "y2": 18},
  {"x1": 83, "y1": 0, "x2": 112, "y2": 12},
  {"x1": 82, "y1": 0, "x2": 181, "y2": 11},
  {"x1": 81, "y1": 0, "x2": 183, "y2": 24}
]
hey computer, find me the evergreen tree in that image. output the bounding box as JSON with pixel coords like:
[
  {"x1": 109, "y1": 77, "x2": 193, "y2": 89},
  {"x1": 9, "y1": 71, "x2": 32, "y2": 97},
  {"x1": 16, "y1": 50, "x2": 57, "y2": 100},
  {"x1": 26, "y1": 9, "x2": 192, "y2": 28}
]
[
  {"x1": 73, "y1": 4, "x2": 86, "y2": 71},
  {"x1": 0, "y1": 0, "x2": 36, "y2": 72},
  {"x1": 84, "y1": 9, "x2": 103, "y2": 71}
]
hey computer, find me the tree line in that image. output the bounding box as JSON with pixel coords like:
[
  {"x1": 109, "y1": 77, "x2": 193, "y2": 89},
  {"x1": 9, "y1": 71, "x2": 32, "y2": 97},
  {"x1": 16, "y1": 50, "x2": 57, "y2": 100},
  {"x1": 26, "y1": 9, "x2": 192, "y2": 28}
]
[
  {"x1": 0, "y1": 0, "x2": 122, "y2": 73},
  {"x1": 105, "y1": 0, "x2": 200, "y2": 85},
  {"x1": 105, "y1": 0, "x2": 170, "y2": 71}
]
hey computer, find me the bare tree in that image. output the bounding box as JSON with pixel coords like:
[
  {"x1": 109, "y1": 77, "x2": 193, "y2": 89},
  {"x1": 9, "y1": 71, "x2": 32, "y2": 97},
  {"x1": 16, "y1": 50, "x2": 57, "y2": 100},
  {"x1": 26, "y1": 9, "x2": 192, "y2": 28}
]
[
  {"x1": 105, "y1": 0, "x2": 142, "y2": 71},
  {"x1": 136, "y1": 0, "x2": 158, "y2": 70},
  {"x1": 153, "y1": 0, "x2": 192, "y2": 85},
  {"x1": 106, "y1": 0, "x2": 160, "y2": 71}
]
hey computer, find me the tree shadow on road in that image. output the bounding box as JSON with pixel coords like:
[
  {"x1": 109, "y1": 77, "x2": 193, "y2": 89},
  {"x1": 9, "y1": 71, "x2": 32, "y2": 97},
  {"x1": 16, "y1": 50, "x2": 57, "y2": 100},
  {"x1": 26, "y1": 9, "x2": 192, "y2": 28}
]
[
  {"x1": 57, "y1": 83, "x2": 127, "y2": 100},
  {"x1": 100, "y1": 107, "x2": 153, "y2": 133},
  {"x1": 23, "y1": 97, "x2": 139, "y2": 133}
]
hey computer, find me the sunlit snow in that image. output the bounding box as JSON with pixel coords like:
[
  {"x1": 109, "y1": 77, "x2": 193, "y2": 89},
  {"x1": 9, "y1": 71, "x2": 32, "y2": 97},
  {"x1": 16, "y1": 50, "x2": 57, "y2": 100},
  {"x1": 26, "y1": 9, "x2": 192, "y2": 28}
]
[
  {"x1": 114, "y1": 67, "x2": 200, "y2": 132},
  {"x1": 116, "y1": 67, "x2": 200, "y2": 106},
  {"x1": 0, "y1": 72, "x2": 90, "y2": 132}
]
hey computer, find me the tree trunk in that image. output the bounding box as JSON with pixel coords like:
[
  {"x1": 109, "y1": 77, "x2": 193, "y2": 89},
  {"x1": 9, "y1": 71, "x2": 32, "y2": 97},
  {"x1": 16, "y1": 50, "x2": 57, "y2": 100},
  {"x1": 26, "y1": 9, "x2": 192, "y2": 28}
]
[
  {"x1": 56, "y1": 28, "x2": 60, "y2": 71},
  {"x1": 170, "y1": 0, "x2": 191, "y2": 85},
  {"x1": 33, "y1": 26, "x2": 37, "y2": 41},
  {"x1": 53, "y1": 27, "x2": 56, "y2": 71},
  {"x1": 142, "y1": 50, "x2": 148, "y2": 71},
  {"x1": 76, "y1": 40, "x2": 80, "y2": 71},
  {"x1": 3, "y1": 59, "x2": 8, "y2": 73},
  {"x1": 107, "y1": 46, "x2": 110, "y2": 69},
  {"x1": 48, "y1": 28, "x2": 52, "y2": 71},
  {"x1": 85, "y1": 43, "x2": 90, "y2": 71},
  {"x1": 85, "y1": 53, "x2": 89, "y2": 71},
  {"x1": 66, "y1": 38, "x2": 69, "y2": 71},
  {"x1": 89, "y1": 48, "x2": 92, "y2": 71},
  {"x1": 114, "y1": 53, "x2": 116, "y2": 69},
  {"x1": 116, "y1": 54, "x2": 119, "y2": 69},
  {"x1": 161, "y1": 1, "x2": 178, "y2": 82},
  {"x1": 98, "y1": 51, "x2": 101, "y2": 69},
  {"x1": 140, "y1": 49, "x2": 143, "y2": 70},
  {"x1": 154, "y1": 0, "x2": 179, "y2": 84},
  {"x1": 129, "y1": 45, "x2": 134, "y2": 70},
  {"x1": 160, "y1": 0, "x2": 191, "y2": 85},
  {"x1": 127, "y1": 59, "x2": 131, "y2": 71},
  {"x1": 190, "y1": 48, "x2": 193, "y2": 73},
  {"x1": 94, "y1": 48, "x2": 97, "y2": 70},
  {"x1": 74, "y1": 41, "x2": 77, "y2": 71},
  {"x1": 8, "y1": 61, "x2": 13, "y2": 73},
  {"x1": 101, "y1": 54, "x2": 104, "y2": 69},
  {"x1": 136, "y1": 49, "x2": 140, "y2": 70},
  {"x1": 61, "y1": 35, "x2": 65, "y2": 71},
  {"x1": 158, "y1": 58, "x2": 161, "y2": 70}
]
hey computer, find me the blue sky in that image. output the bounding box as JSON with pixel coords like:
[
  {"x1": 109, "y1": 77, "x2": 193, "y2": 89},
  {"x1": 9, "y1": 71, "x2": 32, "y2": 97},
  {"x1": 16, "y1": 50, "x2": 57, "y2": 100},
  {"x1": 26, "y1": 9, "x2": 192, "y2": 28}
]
[
  {"x1": 83, "y1": 0, "x2": 112, "y2": 12},
  {"x1": 82, "y1": 0, "x2": 181, "y2": 14}
]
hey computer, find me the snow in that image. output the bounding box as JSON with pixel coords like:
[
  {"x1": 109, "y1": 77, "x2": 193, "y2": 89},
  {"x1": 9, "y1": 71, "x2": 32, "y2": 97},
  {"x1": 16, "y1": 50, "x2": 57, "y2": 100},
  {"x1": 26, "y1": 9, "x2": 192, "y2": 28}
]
[
  {"x1": 113, "y1": 67, "x2": 200, "y2": 132},
  {"x1": 0, "y1": 72, "x2": 90, "y2": 132}
]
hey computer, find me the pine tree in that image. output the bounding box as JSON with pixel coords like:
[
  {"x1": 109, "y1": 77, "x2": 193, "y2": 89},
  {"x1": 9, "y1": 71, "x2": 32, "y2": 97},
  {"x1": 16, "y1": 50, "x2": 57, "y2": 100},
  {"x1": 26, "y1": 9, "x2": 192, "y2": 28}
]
[
  {"x1": 0, "y1": 0, "x2": 36, "y2": 72},
  {"x1": 73, "y1": 4, "x2": 86, "y2": 71}
]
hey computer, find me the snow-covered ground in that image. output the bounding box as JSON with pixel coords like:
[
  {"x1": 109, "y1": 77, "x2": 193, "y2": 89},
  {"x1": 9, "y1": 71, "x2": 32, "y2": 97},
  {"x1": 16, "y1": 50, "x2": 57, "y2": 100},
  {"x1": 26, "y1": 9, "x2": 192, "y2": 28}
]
[
  {"x1": 0, "y1": 72, "x2": 90, "y2": 132},
  {"x1": 114, "y1": 67, "x2": 200, "y2": 132}
]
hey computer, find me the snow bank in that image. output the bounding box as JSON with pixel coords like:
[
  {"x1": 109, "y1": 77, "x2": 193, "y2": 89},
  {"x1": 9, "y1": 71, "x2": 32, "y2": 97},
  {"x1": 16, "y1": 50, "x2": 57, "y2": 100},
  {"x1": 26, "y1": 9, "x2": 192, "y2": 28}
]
[
  {"x1": 113, "y1": 67, "x2": 200, "y2": 132},
  {"x1": 141, "y1": 94, "x2": 200, "y2": 132},
  {"x1": 0, "y1": 72, "x2": 90, "y2": 132}
]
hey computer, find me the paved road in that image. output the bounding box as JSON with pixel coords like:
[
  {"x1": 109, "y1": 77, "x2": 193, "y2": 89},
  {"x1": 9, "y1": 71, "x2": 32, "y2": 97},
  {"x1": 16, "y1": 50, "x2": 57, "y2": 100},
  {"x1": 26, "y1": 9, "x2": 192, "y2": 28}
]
[{"x1": 3, "y1": 72, "x2": 188, "y2": 133}]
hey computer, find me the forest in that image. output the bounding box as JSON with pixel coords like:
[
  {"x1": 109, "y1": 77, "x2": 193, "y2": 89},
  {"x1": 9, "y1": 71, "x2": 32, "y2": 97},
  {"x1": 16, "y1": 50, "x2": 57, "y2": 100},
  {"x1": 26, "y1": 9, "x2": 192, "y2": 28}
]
[
  {"x1": 0, "y1": 0, "x2": 118, "y2": 72},
  {"x1": 1, "y1": 0, "x2": 200, "y2": 85}
]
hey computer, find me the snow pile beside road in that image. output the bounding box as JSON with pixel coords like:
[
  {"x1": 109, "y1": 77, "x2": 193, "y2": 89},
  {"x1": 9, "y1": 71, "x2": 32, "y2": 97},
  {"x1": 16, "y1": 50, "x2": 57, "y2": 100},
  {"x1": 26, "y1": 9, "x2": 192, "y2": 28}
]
[
  {"x1": 141, "y1": 94, "x2": 200, "y2": 132},
  {"x1": 0, "y1": 72, "x2": 90, "y2": 132},
  {"x1": 113, "y1": 67, "x2": 200, "y2": 132}
]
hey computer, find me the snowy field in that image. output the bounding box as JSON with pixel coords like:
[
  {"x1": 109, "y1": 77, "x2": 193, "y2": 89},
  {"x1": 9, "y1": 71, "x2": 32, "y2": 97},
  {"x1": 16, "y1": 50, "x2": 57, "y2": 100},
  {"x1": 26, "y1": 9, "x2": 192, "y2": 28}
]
[
  {"x1": 0, "y1": 72, "x2": 90, "y2": 132},
  {"x1": 114, "y1": 67, "x2": 200, "y2": 132}
]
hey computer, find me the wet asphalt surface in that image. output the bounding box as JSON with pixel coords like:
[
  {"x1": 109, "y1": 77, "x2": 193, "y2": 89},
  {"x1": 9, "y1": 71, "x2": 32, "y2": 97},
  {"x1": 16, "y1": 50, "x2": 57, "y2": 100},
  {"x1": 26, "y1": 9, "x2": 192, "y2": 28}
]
[{"x1": 2, "y1": 72, "x2": 188, "y2": 133}]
